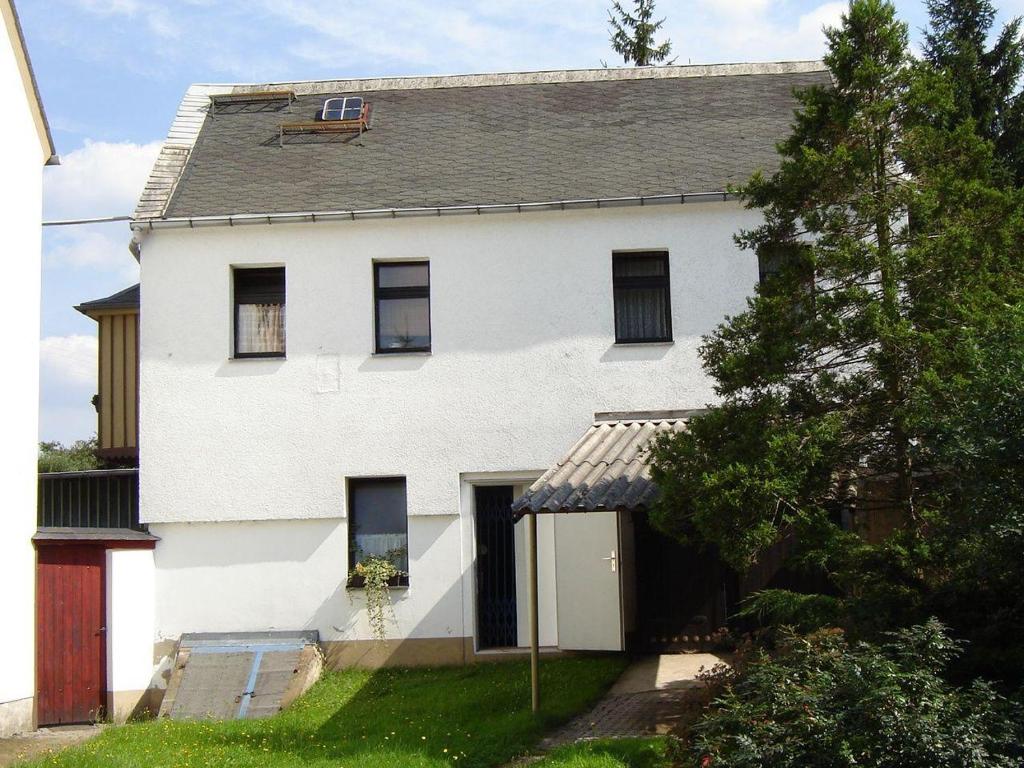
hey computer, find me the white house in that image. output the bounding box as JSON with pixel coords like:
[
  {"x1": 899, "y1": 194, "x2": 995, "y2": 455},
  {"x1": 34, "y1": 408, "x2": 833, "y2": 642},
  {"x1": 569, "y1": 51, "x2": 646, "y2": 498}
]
[
  {"x1": 0, "y1": 0, "x2": 57, "y2": 738},
  {"x1": 117, "y1": 61, "x2": 829, "y2": 710}
]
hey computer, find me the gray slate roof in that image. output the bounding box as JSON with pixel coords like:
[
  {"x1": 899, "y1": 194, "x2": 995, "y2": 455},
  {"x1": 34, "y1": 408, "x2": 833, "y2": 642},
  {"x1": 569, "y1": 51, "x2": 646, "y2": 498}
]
[
  {"x1": 512, "y1": 410, "x2": 702, "y2": 516},
  {"x1": 75, "y1": 283, "x2": 139, "y2": 315},
  {"x1": 146, "y1": 63, "x2": 829, "y2": 220}
]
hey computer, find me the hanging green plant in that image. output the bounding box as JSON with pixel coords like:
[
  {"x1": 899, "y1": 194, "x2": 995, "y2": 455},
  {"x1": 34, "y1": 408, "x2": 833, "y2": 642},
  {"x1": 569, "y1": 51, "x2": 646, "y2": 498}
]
[{"x1": 349, "y1": 552, "x2": 406, "y2": 642}]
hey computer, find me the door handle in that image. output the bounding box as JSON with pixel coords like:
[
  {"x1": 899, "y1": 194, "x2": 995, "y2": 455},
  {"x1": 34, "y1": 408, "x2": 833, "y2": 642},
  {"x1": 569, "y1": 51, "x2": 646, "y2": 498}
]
[
  {"x1": 96, "y1": 626, "x2": 107, "y2": 635},
  {"x1": 601, "y1": 550, "x2": 617, "y2": 573}
]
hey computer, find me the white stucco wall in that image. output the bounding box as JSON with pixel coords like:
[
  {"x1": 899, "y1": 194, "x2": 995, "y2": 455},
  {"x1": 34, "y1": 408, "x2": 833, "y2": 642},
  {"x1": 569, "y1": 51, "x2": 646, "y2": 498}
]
[
  {"x1": 0, "y1": 11, "x2": 44, "y2": 736},
  {"x1": 106, "y1": 550, "x2": 156, "y2": 698},
  {"x1": 150, "y1": 517, "x2": 464, "y2": 643},
  {"x1": 139, "y1": 202, "x2": 761, "y2": 649}
]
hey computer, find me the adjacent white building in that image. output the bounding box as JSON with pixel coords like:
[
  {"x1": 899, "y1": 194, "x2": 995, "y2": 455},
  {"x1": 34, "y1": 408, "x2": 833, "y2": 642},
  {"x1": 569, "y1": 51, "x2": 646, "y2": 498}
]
[
  {"x1": 0, "y1": 0, "x2": 56, "y2": 738},
  {"x1": 125, "y1": 62, "x2": 827, "y2": 697}
]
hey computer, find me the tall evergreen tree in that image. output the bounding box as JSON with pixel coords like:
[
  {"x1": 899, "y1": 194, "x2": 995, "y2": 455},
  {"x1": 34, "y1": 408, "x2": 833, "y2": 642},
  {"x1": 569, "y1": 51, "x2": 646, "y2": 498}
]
[
  {"x1": 608, "y1": 0, "x2": 673, "y2": 66},
  {"x1": 923, "y1": 0, "x2": 1024, "y2": 182},
  {"x1": 647, "y1": 0, "x2": 1024, "y2": 624}
]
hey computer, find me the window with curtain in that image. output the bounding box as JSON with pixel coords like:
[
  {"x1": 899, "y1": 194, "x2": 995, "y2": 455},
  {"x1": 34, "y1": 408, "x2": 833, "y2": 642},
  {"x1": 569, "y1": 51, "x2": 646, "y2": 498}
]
[
  {"x1": 234, "y1": 267, "x2": 285, "y2": 358},
  {"x1": 374, "y1": 262, "x2": 430, "y2": 353},
  {"x1": 348, "y1": 477, "x2": 410, "y2": 584},
  {"x1": 613, "y1": 252, "x2": 672, "y2": 343},
  {"x1": 757, "y1": 249, "x2": 782, "y2": 286}
]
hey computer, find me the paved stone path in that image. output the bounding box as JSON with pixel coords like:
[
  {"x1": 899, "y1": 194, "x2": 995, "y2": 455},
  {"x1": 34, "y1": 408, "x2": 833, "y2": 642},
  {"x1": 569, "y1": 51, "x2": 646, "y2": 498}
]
[
  {"x1": 541, "y1": 653, "x2": 727, "y2": 749},
  {"x1": 0, "y1": 725, "x2": 103, "y2": 767}
]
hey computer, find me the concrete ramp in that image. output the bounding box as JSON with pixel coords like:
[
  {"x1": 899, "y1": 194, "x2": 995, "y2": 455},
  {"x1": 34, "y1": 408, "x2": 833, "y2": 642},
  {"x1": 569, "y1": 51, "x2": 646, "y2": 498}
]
[{"x1": 159, "y1": 632, "x2": 322, "y2": 721}]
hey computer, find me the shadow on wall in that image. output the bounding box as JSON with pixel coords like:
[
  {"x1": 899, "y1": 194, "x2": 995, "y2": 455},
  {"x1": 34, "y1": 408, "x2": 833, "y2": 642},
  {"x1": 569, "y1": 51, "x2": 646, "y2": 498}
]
[
  {"x1": 154, "y1": 520, "x2": 330, "y2": 569},
  {"x1": 152, "y1": 515, "x2": 497, "y2": 669},
  {"x1": 215, "y1": 359, "x2": 286, "y2": 378},
  {"x1": 304, "y1": 513, "x2": 480, "y2": 669},
  {"x1": 599, "y1": 343, "x2": 673, "y2": 364},
  {"x1": 357, "y1": 354, "x2": 430, "y2": 373}
]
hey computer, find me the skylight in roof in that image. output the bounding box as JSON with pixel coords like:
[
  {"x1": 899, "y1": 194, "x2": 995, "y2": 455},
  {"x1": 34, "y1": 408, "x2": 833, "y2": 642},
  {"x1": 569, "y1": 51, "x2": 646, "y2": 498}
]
[{"x1": 322, "y1": 97, "x2": 364, "y2": 121}]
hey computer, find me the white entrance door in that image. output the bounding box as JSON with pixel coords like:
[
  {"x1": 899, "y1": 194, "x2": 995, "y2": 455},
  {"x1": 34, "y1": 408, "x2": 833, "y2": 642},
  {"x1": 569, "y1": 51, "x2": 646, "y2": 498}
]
[{"x1": 554, "y1": 511, "x2": 623, "y2": 651}]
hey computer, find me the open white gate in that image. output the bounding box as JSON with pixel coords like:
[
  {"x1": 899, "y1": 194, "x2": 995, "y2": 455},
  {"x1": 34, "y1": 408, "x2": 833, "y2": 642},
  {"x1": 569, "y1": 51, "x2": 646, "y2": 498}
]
[{"x1": 554, "y1": 511, "x2": 624, "y2": 651}]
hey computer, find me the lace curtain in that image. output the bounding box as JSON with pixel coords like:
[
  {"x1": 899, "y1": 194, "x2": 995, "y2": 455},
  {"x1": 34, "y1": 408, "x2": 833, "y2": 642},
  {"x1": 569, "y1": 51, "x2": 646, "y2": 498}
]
[
  {"x1": 353, "y1": 532, "x2": 409, "y2": 570},
  {"x1": 237, "y1": 303, "x2": 285, "y2": 355},
  {"x1": 615, "y1": 287, "x2": 668, "y2": 341}
]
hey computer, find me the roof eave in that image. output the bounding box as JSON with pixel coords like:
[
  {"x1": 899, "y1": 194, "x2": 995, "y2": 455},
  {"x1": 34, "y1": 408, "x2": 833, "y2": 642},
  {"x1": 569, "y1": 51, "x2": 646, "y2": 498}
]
[
  {"x1": 2, "y1": 0, "x2": 57, "y2": 164},
  {"x1": 131, "y1": 191, "x2": 739, "y2": 232},
  {"x1": 74, "y1": 284, "x2": 141, "y2": 316}
]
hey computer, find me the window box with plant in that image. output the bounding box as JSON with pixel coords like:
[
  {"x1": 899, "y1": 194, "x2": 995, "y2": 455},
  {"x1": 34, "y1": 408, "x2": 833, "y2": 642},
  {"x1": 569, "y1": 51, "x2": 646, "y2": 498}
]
[{"x1": 347, "y1": 477, "x2": 411, "y2": 641}]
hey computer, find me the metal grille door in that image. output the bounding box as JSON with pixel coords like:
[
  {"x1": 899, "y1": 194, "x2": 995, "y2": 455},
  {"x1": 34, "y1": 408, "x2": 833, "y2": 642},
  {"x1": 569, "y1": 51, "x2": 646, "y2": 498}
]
[{"x1": 475, "y1": 485, "x2": 518, "y2": 649}]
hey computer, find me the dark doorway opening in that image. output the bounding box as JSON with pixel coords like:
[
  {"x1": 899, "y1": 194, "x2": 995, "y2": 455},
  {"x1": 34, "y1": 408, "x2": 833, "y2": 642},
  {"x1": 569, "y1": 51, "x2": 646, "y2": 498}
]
[
  {"x1": 633, "y1": 511, "x2": 737, "y2": 652},
  {"x1": 474, "y1": 485, "x2": 518, "y2": 649}
]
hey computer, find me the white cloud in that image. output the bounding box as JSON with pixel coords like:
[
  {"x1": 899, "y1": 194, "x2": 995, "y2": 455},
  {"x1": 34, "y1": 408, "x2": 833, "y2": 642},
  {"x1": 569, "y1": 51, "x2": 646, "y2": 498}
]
[
  {"x1": 40, "y1": 335, "x2": 98, "y2": 390},
  {"x1": 259, "y1": 0, "x2": 605, "y2": 74},
  {"x1": 699, "y1": 0, "x2": 771, "y2": 19},
  {"x1": 42, "y1": 139, "x2": 161, "y2": 221},
  {"x1": 45, "y1": 226, "x2": 140, "y2": 282},
  {"x1": 668, "y1": 0, "x2": 846, "y2": 64},
  {"x1": 798, "y1": 3, "x2": 847, "y2": 40},
  {"x1": 74, "y1": 0, "x2": 140, "y2": 13},
  {"x1": 144, "y1": 6, "x2": 181, "y2": 39},
  {"x1": 49, "y1": 0, "x2": 860, "y2": 86},
  {"x1": 38, "y1": 334, "x2": 100, "y2": 443},
  {"x1": 39, "y1": 405, "x2": 99, "y2": 445},
  {"x1": 73, "y1": 0, "x2": 180, "y2": 39}
]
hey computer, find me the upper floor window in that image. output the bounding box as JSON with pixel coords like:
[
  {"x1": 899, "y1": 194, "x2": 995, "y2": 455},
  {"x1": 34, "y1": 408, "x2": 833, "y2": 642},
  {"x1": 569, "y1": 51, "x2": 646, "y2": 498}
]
[
  {"x1": 374, "y1": 262, "x2": 430, "y2": 353},
  {"x1": 234, "y1": 266, "x2": 285, "y2": 358},
  {"x1": 757, "y1": 250, "x2": 781, "y2": 286},
  {"x1": 348, "y1": 477, "x2": 410, "y2": 586},
  {"x1": 613, "y1": 252, "x2": 672, "y2": 343}
]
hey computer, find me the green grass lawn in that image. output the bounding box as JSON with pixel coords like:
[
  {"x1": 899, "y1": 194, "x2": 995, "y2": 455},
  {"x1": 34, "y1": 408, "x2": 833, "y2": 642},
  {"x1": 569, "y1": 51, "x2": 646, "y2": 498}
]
[
  {"x1": 532, "y1": 738, "x2": 675, "y2": 768},
  {"x1": 24, "y1": 656, "x2": 628, "y2": 768}
]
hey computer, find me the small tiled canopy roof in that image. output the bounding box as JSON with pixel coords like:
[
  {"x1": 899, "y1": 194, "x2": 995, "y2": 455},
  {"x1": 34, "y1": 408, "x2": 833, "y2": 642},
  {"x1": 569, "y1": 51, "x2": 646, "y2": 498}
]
[{"x1": 512, "y1": 410, "x2": 702, "y2": 517}]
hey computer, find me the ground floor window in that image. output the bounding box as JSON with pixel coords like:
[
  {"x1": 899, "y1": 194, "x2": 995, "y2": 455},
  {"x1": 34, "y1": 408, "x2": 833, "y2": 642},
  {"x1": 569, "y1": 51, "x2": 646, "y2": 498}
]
[{"x1": 348, "y1": 477, "x2": 409, "y2": 585}]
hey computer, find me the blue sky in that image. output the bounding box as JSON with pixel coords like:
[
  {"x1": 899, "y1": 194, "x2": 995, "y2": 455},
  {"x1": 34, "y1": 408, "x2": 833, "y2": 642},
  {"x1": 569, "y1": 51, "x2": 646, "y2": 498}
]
[{"x1": 24, "y1": 0, "x2": 1023, "y2": 442}]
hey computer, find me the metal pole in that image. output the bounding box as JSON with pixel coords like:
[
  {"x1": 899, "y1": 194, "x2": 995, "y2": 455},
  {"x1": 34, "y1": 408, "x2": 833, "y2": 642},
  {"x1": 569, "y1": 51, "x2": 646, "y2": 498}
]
[{"x1": 528, "y1": 511, "x2": 540, "y2": 713}]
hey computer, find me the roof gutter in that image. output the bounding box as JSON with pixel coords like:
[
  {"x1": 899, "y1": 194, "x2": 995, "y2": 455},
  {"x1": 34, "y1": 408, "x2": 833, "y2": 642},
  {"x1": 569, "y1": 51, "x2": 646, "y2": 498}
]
[{"x1": 130, "y1": 191, "x2": 738, "y2": 232}]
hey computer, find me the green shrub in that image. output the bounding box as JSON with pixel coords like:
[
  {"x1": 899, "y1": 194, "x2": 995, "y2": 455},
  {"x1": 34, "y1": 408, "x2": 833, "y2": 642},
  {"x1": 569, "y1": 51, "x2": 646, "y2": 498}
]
[
  {"x1": 38, "y1": 438, "x2": 101, "y2": 472},
  {"x1": 691, "y1": 620, "x2": 1021, "y2": 767}
]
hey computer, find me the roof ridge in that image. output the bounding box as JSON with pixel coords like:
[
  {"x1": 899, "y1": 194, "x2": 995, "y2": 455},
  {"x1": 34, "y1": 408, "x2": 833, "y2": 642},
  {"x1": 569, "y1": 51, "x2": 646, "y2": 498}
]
[{"x1": 211, "y1": 60, "x2": 826, "y2": 97}]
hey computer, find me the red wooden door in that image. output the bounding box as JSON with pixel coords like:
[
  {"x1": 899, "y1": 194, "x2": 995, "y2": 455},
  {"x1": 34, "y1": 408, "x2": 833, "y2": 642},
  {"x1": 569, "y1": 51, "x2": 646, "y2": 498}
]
[{"x1": 36, "y1": 544, "x2": 107, "y2": 725}]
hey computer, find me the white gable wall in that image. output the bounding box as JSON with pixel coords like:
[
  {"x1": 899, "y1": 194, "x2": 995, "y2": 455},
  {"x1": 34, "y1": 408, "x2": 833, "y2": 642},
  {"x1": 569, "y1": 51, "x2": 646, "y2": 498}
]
[
  {"x1": 140, "y1": 202, "x2": 760, "y2": 651},
  {"x1": 0, "y1": 5, "x2": 45, "y2": 735}
]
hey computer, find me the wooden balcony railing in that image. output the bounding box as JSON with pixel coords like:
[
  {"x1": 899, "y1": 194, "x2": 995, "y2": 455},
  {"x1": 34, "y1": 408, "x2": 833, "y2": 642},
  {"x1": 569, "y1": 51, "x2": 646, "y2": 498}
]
[{"x1": 37, "y1": 468, "x2": 143, "y2": 532}]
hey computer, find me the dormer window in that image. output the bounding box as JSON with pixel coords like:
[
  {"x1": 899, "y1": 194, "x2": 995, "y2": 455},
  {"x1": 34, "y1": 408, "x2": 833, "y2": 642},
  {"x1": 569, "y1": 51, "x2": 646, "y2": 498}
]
[
  {"x1": 322, "y1": 97, "x2": 364, "y2": 121},
  {"x1": 280, "y1": 96, "x2": 371, "y2": 144}
]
